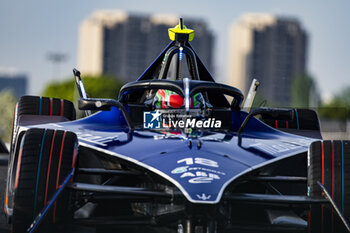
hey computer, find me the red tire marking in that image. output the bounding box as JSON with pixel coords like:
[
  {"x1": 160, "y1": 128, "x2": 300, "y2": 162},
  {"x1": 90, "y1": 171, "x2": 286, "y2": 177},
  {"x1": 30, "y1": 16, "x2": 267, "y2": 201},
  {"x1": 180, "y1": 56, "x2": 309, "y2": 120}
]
[
  {"x1": 4, "y1": 187, "x2": 8, "y2": 215},
  {"x1": 72, "y1": 147, "x2": 77, "y2": 169},
  {"x1": 60, "y1": 99, "x2": 63, "y2": 116},
  {"x1": 49, "y1": 98, "x2": 53, "y2": 116},
  {"x1": 275, "y1": 120, "x2": 278, "y2": 128},
  {"x1": 12, "y1": 144, "x2": 23, "y2": 232},
  {"x1": 44, "y1": 131, "x2": 56, "y2": 205},
  {"x1": 53, "y1": 132, "x2": 66, "y2": 223},
  {"x1": 14, "y1": 148, "x2": 23, "y2": 190}
]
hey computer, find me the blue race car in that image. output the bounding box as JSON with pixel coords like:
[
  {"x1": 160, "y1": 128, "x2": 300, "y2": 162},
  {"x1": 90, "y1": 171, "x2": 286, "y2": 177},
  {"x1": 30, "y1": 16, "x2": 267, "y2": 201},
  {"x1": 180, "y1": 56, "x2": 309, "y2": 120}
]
[{"x1": 4, "y1": 19, "x2": 350, "y2": 233}]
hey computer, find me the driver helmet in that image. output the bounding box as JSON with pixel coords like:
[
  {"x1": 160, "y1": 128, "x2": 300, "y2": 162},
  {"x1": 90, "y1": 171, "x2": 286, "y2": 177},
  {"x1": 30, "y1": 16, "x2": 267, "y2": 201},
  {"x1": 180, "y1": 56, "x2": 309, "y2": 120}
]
[
  {"x1": 154, "y1": 89, "x2": 205, "y2": 109},
  {"x1": 152, "y1": 50, "x2": 207, "y2": 109}
]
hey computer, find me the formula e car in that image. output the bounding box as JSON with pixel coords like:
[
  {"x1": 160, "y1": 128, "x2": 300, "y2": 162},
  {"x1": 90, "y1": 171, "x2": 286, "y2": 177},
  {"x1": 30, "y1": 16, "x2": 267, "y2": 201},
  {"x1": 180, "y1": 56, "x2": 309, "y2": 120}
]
[{"x1": 3, "y1": 19, "x2": 350, "y2": 233}]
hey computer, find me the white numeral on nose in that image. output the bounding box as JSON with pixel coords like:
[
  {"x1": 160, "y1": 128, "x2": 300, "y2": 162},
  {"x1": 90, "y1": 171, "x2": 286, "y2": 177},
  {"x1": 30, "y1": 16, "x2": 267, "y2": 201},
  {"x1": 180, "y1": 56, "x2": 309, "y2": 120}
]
[{"x1": 177, "y1": 157, "x2": 218, "y2": 168}]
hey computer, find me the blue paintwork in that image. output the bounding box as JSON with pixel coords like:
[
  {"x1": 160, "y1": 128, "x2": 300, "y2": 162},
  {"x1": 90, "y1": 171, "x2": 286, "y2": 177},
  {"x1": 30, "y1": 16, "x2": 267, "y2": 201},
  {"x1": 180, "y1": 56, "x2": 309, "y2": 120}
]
[{"x1": 28, "y1": 106, "x2": 316, "y2": 204}]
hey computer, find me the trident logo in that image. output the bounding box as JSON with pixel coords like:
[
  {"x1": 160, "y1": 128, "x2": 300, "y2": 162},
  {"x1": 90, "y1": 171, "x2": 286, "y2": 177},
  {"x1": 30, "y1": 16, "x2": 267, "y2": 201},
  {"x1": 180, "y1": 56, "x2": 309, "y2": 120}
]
[{"x1": 196, "y1": 193, "x2": 211, "y2": 201}]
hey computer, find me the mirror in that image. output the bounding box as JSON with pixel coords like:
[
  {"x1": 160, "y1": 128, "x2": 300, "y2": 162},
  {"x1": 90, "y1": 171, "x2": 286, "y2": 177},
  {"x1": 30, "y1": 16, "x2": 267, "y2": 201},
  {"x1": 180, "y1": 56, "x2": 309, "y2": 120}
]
[
  {"x1": 78, "y1": 98, "x2": 134, "y2": 131},
  {"x1": 78, "y1": 98, "x2": 122, "y2": 111}
]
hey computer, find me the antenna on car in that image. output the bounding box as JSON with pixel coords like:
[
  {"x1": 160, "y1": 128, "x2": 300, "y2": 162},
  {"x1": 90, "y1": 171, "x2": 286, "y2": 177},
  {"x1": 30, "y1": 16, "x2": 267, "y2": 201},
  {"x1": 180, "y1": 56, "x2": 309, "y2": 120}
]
[
  {"x1": 242, "y1": 78, "x2": 260, "y2": 112},
  {"x1": 179, "y1": 18, "x2": 184, "y2": 30},
  {"x1": 73, "y1": 68, "x2": 91, "y2": 116}
]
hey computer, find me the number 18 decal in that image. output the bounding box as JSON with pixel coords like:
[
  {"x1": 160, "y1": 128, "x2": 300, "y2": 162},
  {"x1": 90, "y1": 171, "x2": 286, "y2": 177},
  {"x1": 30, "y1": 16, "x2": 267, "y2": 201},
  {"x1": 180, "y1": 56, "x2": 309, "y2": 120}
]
[{"x1": 177, "y1": 157, "x2": 219, "y2": 168}]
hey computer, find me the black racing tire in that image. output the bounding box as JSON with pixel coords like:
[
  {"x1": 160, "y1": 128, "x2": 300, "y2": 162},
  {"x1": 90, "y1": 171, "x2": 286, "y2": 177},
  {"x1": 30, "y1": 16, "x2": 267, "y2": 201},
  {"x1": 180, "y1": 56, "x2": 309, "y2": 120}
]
[
  {"x1": 11, "y1": 128, "x2": 78, "y2": 233},
  {"x1": 17, "y1": 95, "x2": 76, "y2": 120},
  {"x1": 308, "y1": 140, "x2": 350, "y2": 233},
  {"x1": 9, "y1": 95, "x2": 76, "y2": 153}
]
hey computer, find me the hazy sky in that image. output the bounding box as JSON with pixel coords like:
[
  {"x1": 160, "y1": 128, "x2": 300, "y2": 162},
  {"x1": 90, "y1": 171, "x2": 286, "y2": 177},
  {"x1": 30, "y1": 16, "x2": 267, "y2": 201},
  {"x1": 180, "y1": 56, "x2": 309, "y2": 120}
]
[{"x1": 0, "y1": 0, "x2": 349, "y2": 101}]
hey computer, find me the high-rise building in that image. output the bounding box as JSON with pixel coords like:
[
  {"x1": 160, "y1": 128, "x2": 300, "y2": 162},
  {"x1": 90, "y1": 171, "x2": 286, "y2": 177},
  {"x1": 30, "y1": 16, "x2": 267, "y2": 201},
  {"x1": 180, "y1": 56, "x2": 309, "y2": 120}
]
[
  {"x1": 228, "y1": 14, "x2": 308, "y2": 106},
  {"x1": 0, "y1": 69, "x2": 27, "y2": 98},
  {"x1": 78, "y1": 11, "x2": 214, "y2": 83}
]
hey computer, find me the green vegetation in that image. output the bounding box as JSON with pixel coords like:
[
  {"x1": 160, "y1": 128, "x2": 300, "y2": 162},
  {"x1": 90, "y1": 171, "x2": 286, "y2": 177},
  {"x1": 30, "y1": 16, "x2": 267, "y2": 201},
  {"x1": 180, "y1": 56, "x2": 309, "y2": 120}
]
[
  {"x1": 251, "y1": 92, "x2": 268, "y2": 108},
  {"x1": 0, "y1": 90, "x2": 17, "y2": 142},
  {"x1": 0, "y1": 75, "x2": 124, "y2": 142},
  {"x1": 319, "y1": 86, "x2": 350, "y2": 120},
  {"x1": 250, "y1": 74, "x2": 318, "y2": 108},
  {"x1": 291, "y1": 74, "x2": 318, "y2": 108},
  {"x1": 42, "y1": 74, "x2": 125, "y2": 118},
  {"x1": 42, "y1": 74, "x2": 125, "y2": 102}
]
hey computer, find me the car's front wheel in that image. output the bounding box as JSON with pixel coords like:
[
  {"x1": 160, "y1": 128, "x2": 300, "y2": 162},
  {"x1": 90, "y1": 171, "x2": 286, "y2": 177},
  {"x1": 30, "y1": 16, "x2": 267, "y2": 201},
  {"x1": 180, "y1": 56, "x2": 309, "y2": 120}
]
[{"x1": 10, "y1": 128, "x2": 77, "y2": 233}]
